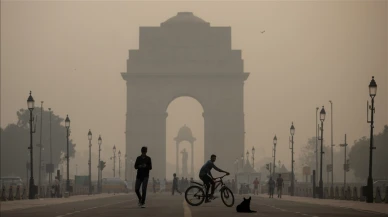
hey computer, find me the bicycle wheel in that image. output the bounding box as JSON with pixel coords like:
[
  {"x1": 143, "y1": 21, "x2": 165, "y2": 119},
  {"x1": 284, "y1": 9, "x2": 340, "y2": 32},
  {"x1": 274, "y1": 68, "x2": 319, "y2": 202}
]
[
  {"x1": 185, "y1": 186, "x2": 205, "y2": 206},
  {"x1": 221, "y1": 187, "x2": 235, "y2": 207}
]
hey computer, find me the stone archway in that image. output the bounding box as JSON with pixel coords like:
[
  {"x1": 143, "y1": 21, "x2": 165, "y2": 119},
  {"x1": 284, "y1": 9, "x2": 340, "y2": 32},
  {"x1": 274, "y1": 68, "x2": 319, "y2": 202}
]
[
  {"x1": 174, "y1": 125, "x2": 196, "y2": 178},
  {"x1": 122, "y1": 12, "x2": 249, "y2": 180}
]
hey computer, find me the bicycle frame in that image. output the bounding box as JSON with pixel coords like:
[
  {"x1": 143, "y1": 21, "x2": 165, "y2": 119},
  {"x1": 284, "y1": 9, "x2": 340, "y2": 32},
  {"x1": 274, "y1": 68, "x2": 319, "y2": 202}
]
[{"x1": 191, "y1": 174, "x2": 229, "y2": 194}]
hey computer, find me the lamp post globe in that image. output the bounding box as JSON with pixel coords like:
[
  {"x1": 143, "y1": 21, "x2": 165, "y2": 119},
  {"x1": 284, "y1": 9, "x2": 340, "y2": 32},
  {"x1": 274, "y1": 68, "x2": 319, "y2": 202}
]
[
  {"x1": 27, "y1": 91, "x2": 35, "y2": 110},
  {"x1": 98, "y1": 135, "x2": 102, "y2": 146},
  {"x1": 118, "y1": 150, "x2": 121, "y2": 158},
  {"x1": 369, "y1": 76, "x2": 377, "y2": 97},
  {"x1": 290, "y1": 122, "x2": 295, "y2": 136},
  {"x1": 113, "y1": 145, "x2": 116, "y2": 154},
  {"x1": 252, "y1": 147, "x2": 255, "y2": 155},
  {"x1": 320, "y1": 106, "x2": 326, "y2": 122},
  {"x1": 65, "y1": 115, "x2": 70, "y2": 128},
  {"x1": 88, "y1": 129, "x2": 92, "y2": 141},
  {"x1": 273, "y1": 135, "x2": 277, "y2": 145}
]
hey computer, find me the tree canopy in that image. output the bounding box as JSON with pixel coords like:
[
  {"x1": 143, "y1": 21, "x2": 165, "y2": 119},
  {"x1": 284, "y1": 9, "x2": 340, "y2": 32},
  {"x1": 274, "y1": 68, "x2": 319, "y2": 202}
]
[
  {"x1": 348, "y1": 125, "x2": 388, "y2": 180},
  {"x1": 1, "y1": 108, "x2": 76, "y2": 180}
]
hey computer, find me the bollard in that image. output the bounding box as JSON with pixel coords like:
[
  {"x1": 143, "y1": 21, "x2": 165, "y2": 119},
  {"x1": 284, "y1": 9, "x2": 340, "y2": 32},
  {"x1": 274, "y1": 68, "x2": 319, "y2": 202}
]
[
  {"x1": 22, "y1": 188, "x2": 27, "y2": 199},
  {"x1": 15, "y1": 186, "x2": 21, "y2": 200},
  {"x1": 375, "y1": 187, "x2": 382, "y2": 203},
  {"x1": 340, "y1": 187, "x2": 345, "y2": 200},
  {"x1": 8, "y1": 186, "x2": 14, "y2": 201},
  {"x1": 359, "y1": 186, "x2": 366, "y2": 202},
  {"x1": 335, "y1": 186, "x2": 340, "y2": 199},
  {"x1": 353, "y1": 187, "x2": 358, "y2": 201},
  {"x1": 1, "y1": 186, "x2": 7, "y2": 201},
  {"x1": 330, "y1": 186, "x2": 334, "y2": 199}
]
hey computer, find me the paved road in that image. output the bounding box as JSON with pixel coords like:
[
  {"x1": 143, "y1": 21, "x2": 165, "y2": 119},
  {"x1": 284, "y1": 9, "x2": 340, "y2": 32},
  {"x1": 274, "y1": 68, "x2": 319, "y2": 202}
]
[{"x1": 1, "y1": 193, "x2": 387, "y2": 217}]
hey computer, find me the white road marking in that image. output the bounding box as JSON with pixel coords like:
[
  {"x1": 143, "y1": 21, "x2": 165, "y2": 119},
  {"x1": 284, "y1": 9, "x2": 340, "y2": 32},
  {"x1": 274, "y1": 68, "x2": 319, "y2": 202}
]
[
  {"x1": 54, "y1": 199, "x2": 135, "y2": 217},
  {"x1": 183, "y1": 200, "x2": 192, "y2": 217}
]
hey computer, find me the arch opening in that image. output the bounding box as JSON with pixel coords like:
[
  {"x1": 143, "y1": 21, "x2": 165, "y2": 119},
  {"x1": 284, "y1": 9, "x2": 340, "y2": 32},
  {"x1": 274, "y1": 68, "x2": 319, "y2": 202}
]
[{"x1": 166, "y1": 96, "x2": 204, "y2": 180}]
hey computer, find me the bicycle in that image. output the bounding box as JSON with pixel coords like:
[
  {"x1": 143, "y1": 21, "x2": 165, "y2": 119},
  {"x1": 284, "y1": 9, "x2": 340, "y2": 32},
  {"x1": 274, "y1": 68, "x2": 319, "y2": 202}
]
[{"x1": 184, "y1": 174, "x2": 234, "y2": 207}]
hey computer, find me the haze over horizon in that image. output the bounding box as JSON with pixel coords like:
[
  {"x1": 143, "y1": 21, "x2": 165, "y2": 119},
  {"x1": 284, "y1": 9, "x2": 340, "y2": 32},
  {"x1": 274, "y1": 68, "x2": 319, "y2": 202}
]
[{"x1": 1, "y1": 0, "x2": 387, "y2": 180}]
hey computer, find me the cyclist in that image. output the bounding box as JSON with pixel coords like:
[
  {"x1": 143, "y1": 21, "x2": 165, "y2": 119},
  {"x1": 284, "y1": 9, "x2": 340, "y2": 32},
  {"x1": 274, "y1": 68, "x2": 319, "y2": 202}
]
[{"x1": 199, "y1": 154, "x2": 229, "y2": 203}]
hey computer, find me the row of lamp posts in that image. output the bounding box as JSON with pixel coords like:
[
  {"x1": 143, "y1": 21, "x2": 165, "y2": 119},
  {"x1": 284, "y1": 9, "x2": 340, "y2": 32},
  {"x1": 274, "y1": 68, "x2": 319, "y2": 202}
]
[{"x1": 27, "y1": 91, "x2": 71, "y2": 198}]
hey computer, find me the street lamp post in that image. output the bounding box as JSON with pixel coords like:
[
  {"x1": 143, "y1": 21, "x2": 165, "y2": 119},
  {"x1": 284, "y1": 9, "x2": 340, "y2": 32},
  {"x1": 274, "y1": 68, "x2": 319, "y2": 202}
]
[
  {"x1": 318, "y1": 106, "x2": 326, "y2": 199},
  {"x1": 241, "y1": 154, "x2": 244, "y2": 169},
  {"x1": 48, "y1": 108, "x2": 53, "y2": 187},
  {"x1": 27, "y1": 91, "x2": 36, "y2": 199},
  {"x1": 38, "y1": 101, "x2": 43, "y2": 196},
  {"x1": 88, "y1": 129, "x2": 92, "y2": 195},
  {"x1": 112, "y1": 145, "x2": 116, "y2": 177},
  {"x1": 246, "y1": 151, "x2": 249, "y2": 165},
  {"x1": 118, "y1": 150, "x2": 121, "y2": 179},
  {"x1": 98, "y1": 135, "x2": 102, "y2": 193},
  {"x1": 339, "y1": 134, "x2": 348, "y2": 189},
  {"x1": 65, "y1": 115, "x2": 70, "y2": 193},
  {"x1": 289, "y1": 122, "x2": 295, "y2": 196},
  {"x1": 272, "y1": 135, "x2": 277, "y2": 177},
  {"x1": 329, "y1": 100, "x2": 334, "y2": 189},
  {"x1": 315, "y1": 107, "x2": 319, "y2": 183},
  {"x1": 251, "y1": 147, "x2": 255, "y2": 169},
  {"x1": 125, "y1": 154, "x2": 128, "y2": 181},
  {"x1": 366, "y1": 76, "x2": 377, "y2": 203}
]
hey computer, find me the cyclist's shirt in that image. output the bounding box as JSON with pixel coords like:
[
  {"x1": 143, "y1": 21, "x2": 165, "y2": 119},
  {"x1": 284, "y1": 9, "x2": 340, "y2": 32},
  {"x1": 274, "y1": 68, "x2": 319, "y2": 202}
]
[{"x1": 199, "y1": 160, "x2": 223, "y2": 177}]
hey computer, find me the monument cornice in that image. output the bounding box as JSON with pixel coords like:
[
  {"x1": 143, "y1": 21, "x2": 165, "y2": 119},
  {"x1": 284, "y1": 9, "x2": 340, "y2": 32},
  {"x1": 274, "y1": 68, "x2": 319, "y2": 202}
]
[{"x1": 121, "y1": 72, "x2": 249, "y2": 81}]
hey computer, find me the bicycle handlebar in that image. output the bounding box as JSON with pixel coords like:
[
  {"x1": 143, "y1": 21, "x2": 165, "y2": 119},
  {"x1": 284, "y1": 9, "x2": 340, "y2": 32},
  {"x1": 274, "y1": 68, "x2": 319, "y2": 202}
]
[{"x1": 213, "y1": 173, "x2": 229, "y2": 180}]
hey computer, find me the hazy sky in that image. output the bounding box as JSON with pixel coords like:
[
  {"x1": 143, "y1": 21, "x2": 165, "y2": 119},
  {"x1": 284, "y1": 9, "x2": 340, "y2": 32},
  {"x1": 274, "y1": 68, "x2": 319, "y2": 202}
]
[{"x1": 1, "y1": 0, "x2": 387, "y2": 178}]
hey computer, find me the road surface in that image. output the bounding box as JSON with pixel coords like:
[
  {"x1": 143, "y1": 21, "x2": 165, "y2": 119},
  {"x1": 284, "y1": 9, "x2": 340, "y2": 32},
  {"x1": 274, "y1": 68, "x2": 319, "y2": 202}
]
[{"x1": 1, "y1": 193, "x2": 387, "y2": 217}]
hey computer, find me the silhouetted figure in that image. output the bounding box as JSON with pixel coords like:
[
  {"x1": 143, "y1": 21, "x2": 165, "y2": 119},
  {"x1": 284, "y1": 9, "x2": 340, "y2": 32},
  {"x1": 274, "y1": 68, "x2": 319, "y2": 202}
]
[
  {"x1": 199, "y1": 154, "x2": 229, "y2": 203},
  {"x1": 268, "y1": 177, "x2": 275, "y2": 198},
  {"x1": 253, "y1": 178, "x2": 260, "y2": 195},
  {"x1": 172, "y1": 173, "x2": 182, "y2": 195},
  {"x1": 134, "y1": 146, "x2": 152, "y2": 208},
  {"x1": 276, "y1": 174, "x2": 284, "y2": 198}
]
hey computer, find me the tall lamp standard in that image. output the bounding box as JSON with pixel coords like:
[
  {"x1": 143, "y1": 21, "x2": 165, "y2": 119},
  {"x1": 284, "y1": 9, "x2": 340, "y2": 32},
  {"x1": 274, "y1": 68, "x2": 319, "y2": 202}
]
[
  {"x1": 251, "y1": 147, "x2": 255, "y2": 169},
  {"x1": 88, "y1": 129, "x2": 92, "y2": 195},
  {"x1": 112, "y1": 145, "x2": 116, "y2": 177},
  {"x1": 27, "y1": 91, "x2": 36, "y2": 199},
  {"x1": 48, "y1": 108, "x2": 53, "y2": 187},
  {"x1": 118, "y1": 150, "x2": 122, "y2": 179},
  {"x1": 272, "y1": 135, "x2": 277, "y2": 177},
  {"x1": 329, "y1": 100, "x2": 334, "y2": 189},
  {"x1": 315, "y1": 107, "x2": 319, "y2": 183},
  {"x1": 318, "y1": 106, "x2": 326, "y2": 199},
  {"x1": 97, "y1": 135, "x2": 102, "y2": 193},
  {"x1": 124, "y1": 154, "x2": 128, "y2": 181},
  {"x1": 366, "y1": 76, "x2": 377, "y2": 203},
  {"x1": 339, "y1": 134, "x2": 348, "y2": 189},
  {"x1": 65, "y1": 115, "x2": 70, "y2": 193},
  {"x1": 289, "y1": 122, "x2": 295, "y2": 196}
]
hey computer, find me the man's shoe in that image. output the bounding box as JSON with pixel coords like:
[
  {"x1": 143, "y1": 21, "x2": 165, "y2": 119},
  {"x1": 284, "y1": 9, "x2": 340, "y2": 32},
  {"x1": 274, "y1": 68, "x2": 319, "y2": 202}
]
[
  {"x1": 204, "y1": 199, "x2": 211, "y2": 203},
  {"x1": 141, "y1": 203, "x2": 146, "y2": 208}
]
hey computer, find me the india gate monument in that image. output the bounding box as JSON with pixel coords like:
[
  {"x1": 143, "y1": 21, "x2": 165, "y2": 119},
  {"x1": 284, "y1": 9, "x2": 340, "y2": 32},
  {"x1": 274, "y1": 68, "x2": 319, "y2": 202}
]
[{"x1": 122, "y1": 12, "x2": 249, "y2": 180}]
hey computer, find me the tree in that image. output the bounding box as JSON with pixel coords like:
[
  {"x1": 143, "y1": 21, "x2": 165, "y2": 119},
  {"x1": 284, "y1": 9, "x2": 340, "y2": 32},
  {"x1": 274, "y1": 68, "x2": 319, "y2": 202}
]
[
  {"x1": 348, "y1": 125, "x2": 388, "y2": 180},
  {"x1": 298, "y1": 136, "x2": 331, "y2": 180},
  {"x1": 0, "y1": 107, "x2": 76, "y2": 180}
]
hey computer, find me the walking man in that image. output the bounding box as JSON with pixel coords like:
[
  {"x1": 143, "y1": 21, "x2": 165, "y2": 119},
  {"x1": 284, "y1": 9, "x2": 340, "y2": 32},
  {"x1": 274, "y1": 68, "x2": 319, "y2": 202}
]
[
  {"x1": 268, "y1": 177, "x2": 275, "y2": 198},
  {"x1": 276, "y1": 174, "x2": 284, "y2": 198},
  {"x1": 253, "y1": 177, "x2": 260, "y2": 195},
  {"x1": 134, "y1": 146, "x2": 152, "y2": 208},
  {"x1": 172, "y1": 173, "x2": 182, "y2": 195}
]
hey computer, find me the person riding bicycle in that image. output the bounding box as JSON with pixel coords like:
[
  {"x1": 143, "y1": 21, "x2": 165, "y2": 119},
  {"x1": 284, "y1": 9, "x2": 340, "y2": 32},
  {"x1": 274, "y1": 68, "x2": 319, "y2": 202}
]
[{"x1": 199, "y1": 154, "x2": 229, "y2": 203}]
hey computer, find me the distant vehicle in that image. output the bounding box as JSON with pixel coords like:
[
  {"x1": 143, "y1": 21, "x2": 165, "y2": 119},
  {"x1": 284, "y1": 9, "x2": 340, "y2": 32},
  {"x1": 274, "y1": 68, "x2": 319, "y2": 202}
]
[{"x1": 102, "y1": 177, "x2": 128, "y2": 193}]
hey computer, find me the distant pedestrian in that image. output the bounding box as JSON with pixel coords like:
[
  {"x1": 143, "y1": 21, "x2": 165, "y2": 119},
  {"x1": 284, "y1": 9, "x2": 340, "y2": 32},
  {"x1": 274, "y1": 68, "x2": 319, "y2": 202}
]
[
  {"x1": 253, "y1": 178, "x2": 260, "y2": 195},
  {"x1": 268, "y1": 177, "x2": 275, "y2": 198},
  {"x1": 134, "y1": 146, "x2": 152, "y2": 208},
  {"x1": 276, "y1": 174, "x2": 284, "y2": 198},
  {"x1": 172, "y1": 173, "x2": 182, "y2": 195},
  {"x1": 152, "y1": 177, "x2": 156, "y2": 193}
]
